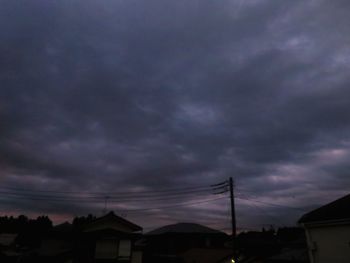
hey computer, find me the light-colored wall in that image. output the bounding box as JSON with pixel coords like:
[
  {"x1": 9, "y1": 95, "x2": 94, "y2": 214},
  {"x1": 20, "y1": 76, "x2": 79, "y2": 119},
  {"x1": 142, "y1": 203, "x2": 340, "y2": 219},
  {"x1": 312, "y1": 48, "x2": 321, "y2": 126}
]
[
  {"x1": 131, "y1": 251, "x2": 142, "y2": 263},
  {"x1": 305, "y1": 224, "x2": 350, "y2": 263}
]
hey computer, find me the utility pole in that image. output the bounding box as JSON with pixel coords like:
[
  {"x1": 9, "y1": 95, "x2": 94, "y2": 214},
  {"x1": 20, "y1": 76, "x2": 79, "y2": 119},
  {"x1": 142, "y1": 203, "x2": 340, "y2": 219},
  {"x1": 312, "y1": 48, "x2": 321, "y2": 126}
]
[
  {"x1": 229, "y1": 177, "x2": 237, "y2": 261},
  {"x1": 212, "y1": 179, "x2": 236, "y2": 260},
  {"x1": 229, "y1": 177, "x2": 236, "y2": 238}
]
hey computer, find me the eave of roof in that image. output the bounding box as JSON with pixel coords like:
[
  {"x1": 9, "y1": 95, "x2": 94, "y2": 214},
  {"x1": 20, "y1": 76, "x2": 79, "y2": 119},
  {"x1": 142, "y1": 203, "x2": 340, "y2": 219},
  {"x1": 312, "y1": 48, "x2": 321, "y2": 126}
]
[
  {"x1": 87, "y1": 211, "x2": 142, "y2": 232},
  {"x1": 298, "y1": 193, "x2": 350, "y2": 224}
]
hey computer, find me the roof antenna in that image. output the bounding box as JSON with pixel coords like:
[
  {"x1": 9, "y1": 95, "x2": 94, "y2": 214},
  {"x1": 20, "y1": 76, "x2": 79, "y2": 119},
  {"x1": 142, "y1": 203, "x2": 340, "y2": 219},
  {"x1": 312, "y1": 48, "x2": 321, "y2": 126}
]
[{"x1": 103, "y1": 195, "x2": 110, "y2": 215}]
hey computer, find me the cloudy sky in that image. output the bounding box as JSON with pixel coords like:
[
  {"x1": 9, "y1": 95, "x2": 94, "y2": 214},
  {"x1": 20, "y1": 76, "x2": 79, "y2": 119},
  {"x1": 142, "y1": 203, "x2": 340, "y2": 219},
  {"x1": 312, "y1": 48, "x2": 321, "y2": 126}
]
[{"x1": 1, "y1": 0, "x2": 350, "y2": 231}]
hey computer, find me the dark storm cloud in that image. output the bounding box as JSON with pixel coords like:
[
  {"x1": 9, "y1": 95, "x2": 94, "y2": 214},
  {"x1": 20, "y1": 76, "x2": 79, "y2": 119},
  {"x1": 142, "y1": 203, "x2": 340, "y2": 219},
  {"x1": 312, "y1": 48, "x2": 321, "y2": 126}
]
[{"x1": 1, "y1": 0, "x2": 350, "y2": 228}]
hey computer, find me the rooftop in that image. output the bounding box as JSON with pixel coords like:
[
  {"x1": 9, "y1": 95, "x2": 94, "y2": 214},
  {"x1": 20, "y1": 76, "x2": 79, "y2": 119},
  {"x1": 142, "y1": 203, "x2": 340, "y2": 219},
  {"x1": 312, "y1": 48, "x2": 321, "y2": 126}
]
[
  {"x1": 147, "y1": 223, "x2": 225, "y2": 235},
  {"x1": 86, "y1": 211, "x2": 143, "y2": 232},
  {"x1": 298, "y1": 193, "x2": 350, "y2": 224}
]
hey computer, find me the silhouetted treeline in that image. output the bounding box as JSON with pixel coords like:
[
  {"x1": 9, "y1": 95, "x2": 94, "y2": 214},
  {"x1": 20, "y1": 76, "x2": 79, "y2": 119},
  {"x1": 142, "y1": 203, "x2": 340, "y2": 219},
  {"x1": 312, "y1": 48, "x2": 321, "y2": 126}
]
[
  {"x1": 276, "y1": 226, "x2": 305, "y2": 244},
  {"x1": 0, "y1": 215, "x2": 52, "y2": 233},
  {"x1": 238, "y1": 226, "x2": 305, "y2": 241},
  {"x1": 0, "y1": 215, "x2": 53, "y2": 249},
  {"x1": 237, "y1": 226, "x2": 306, "y2": 259},
  {"x1": 72, "y1": 214, "x2": 96, "y2": 228},
  {"x1": 0, "y1": 214, "x2": 101, "y2": 250},
  {"x1": 0, "y1": 214, "x2": 100, "y2": 233}
]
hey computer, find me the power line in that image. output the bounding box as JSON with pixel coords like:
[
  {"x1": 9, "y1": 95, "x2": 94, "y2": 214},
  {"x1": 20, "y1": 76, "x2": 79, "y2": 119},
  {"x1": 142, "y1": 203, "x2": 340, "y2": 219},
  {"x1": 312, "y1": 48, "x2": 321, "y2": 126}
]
[
  {"x1": 0, "y1": 181, "x2": 229, "y2": 205},
  {"x1": 0, "y1": 181, "x2": 305, "y2": 213},
  {"x1": 0, "y1": 188, "x2": 222, "y2": 200},
  {"x1": 115, "y1": 196, "x2": 228, "y2": 214},
  {"x1": 0, "y1": 183, "x2": 228, "y2": 200},
  {"x1": 235, "y1": 195, "x2": 306, "y2": 211},
  {"x1": 100, "y1": 188, "x2": 226, "y2": 199},
  {"x1": 0, "y1": 182, "x2": 227, "y2": 196},
  {"x1": 238, "y1": 199, "x2": 281, "y2": 222},
  {"x1": 0, "y1": 183, "x2": 228, "y2": 203}
]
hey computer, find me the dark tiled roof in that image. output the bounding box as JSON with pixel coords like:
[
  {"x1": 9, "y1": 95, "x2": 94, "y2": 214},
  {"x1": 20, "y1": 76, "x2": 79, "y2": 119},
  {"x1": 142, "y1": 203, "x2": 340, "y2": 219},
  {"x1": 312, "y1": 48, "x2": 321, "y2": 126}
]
[
  {"x1": 90, "y1": 211, "x2": 142, "y2": 232},
  {"x1": 298, "y1": 194, "x2": 350, "y2": 224},
  {"x1": 146, "y1": 223, "x2": 224, "y2": 235},
  {"x1": 54, "y1": 222, "x2": 73, "y2": 232}
]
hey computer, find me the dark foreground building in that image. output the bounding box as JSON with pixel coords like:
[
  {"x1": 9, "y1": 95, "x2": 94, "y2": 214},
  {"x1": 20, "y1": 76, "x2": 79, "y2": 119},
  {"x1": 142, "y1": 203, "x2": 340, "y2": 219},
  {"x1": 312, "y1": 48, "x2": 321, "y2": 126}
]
[
  {"x1": 142, "y1": 222, "x2": 232, "y2": 263},
  {"x1": 0, "y1": 212, "x2": 143, "y2": 263},
  {"x1": 299, "y1": 193, "x2": 350, "y2": 263}
]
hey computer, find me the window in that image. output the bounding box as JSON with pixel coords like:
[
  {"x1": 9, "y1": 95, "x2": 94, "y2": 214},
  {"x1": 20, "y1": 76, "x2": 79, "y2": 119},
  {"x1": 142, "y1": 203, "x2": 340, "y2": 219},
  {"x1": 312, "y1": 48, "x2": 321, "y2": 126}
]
[
  {"x1": 95, "y1": 238, "x2": 132, "y2": 260},
  {"x1": 95, "y1": 239, "x2": 119, "y2": 259},
  {"x1": 118, "y1": 239, "x2": 131, "y2": 260}
]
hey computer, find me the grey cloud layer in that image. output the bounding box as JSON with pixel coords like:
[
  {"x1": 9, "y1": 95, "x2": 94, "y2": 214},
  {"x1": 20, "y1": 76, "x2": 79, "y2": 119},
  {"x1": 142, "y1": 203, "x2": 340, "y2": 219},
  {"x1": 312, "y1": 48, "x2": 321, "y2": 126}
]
[{"x1": 1, "y1": 0, "x2": 350, "y2": 228}]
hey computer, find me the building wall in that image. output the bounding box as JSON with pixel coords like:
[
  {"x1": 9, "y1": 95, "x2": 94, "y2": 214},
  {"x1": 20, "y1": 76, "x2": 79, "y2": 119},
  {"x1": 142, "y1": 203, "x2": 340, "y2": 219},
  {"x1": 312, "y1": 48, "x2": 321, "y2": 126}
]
[
  {"x1": 305, "y1": 224, "x2": 350, "y2": 263},
  {"x1": 131, "y1": 251, "x2": 142, "y2": 263}
]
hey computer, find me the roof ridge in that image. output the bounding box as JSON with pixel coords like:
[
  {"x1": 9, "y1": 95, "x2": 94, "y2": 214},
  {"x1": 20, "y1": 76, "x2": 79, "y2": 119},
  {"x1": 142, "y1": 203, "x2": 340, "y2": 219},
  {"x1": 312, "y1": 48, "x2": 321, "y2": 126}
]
[
  {"x1": 299, "y1": 193, "x2": 350, "y2": 224},
  {"x1": 146, "y1": 222, "x2": 225, "y2": 235},
  {"x1": 87, "y1": 211, "x2": 142, "y2": 231}
]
